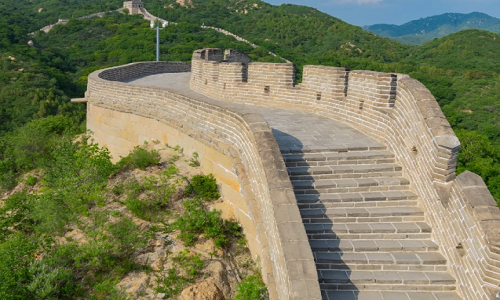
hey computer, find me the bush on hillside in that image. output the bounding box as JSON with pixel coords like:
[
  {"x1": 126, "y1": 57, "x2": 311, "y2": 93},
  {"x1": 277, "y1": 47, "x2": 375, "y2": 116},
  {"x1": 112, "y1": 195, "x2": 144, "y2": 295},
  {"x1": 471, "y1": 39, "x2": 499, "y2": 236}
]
[{"x1": 117, "y1": 145, "x2": 161, "y2": 171}]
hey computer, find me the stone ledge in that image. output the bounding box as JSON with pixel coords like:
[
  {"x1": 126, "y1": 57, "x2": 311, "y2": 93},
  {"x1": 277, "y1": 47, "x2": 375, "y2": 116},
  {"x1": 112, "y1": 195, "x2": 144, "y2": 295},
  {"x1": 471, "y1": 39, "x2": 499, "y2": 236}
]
[{"x1": 456, "y1": 171, "x2": 500, "y2": 254}]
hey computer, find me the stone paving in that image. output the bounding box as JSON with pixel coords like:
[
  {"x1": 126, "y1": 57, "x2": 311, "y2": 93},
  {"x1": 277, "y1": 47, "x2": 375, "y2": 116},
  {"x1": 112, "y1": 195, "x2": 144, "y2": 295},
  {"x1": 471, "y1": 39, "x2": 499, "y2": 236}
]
[
  {"x1": 127, "y1": 73, "x2": 463, "y2": 300},
  {"x1": 127, "y1": 73, "x2": 385, "y2": 153}
]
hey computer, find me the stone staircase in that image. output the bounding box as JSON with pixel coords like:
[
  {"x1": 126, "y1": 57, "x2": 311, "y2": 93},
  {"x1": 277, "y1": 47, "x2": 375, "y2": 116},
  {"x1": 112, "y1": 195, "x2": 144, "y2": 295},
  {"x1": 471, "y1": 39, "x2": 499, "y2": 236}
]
[{"x1": 283, "y1": 147, "x2": 463, "y2": 300}]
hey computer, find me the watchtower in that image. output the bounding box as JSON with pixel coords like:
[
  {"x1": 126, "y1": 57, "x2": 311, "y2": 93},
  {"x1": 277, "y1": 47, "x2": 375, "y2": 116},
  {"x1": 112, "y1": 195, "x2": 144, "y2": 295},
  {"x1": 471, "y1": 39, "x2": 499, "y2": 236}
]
[{"x1": 123, "y1": 0, "x2": 143, "y2": 14}]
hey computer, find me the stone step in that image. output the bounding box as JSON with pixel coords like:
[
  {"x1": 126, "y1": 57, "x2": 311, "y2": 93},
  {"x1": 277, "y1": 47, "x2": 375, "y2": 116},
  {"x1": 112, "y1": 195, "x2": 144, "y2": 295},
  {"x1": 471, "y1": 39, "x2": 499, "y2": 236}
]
[
  {"x1": 309, "y1": 232, "x2": 431, "y2": 240},
  {"x1": 293, "y1": 178, "x2": 410, "y2": 190},
  {"x1": 283, "y1": 151, "x2": 396, "y2": 167},
  {"x1": 309, "y1": 239, "x2": 439, "y2": 253},
  {"x1": 291, "y1": 171, "x2": 404, "y2": 181},
  {"x1": 296, "y1": 185, "x2": 411, "y2": 195},
  {"x1": 300, "y1": 206, "x2": 424, "y2": 220},
  {"x1": 279, "y1": 143, "x2": 387, "y2": 154},
  {"x1": 314, "y1": 252, "x2": 447, "y2": 272},
  {"x1": 305, "y1": 222, "x2": 431, "y2": 235},
  {"x1": 318, "y1": 270, "x2": 456, "y2": 288},
  {"x1": 299, "y1": 200, "x2": 419, "y2": 209},
  {"x1": 296, "y1": 191, "x2": 418, "y2": 203},
  {"x1": 288, "y1": 164, "x2": 403, "y2": 181},
  {"x1": 288, "y1": 164, "x2": 402, "y2": 175},
  {"x1": 304, "y1": 215, "x2": 425, "y2": 224},
  {"x1": 321, "y1": 291, "x2": 462, "y2": 300}
]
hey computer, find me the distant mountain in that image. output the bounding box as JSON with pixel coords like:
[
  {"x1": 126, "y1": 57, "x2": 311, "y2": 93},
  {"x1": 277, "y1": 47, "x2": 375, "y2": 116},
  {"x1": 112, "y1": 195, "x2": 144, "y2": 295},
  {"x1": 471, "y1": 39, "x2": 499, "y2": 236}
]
[{"x1": 364, "y1": 12, "x2": 500, "y2": 45}]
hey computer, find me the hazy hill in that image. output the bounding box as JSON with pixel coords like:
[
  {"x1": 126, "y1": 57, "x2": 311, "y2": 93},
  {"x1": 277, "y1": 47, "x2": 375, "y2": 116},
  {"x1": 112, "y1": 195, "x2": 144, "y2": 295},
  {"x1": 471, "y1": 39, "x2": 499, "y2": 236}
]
[{"x1": 364, "y1": 12, "x2": 500, "y2": 45}]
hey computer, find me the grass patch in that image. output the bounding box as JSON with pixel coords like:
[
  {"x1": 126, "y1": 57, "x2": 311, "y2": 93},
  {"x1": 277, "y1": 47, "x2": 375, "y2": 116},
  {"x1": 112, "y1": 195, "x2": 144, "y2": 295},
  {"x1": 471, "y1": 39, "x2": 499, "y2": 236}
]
[
  {"x1": 170, "y1": 199, "x2": 243, "y2": 249},
  {"x1": 155, "y1": 249, "x2": 205, "y2": 298},
  {"x1": 117, "y1": 145, "x2": 161, "y2": 171},
  {"x1": 234, "y1": 275, "x2": 268, "y2": 300},
  {"x1": 186, "y1": 174, "x2": 219, "y2": 201}
]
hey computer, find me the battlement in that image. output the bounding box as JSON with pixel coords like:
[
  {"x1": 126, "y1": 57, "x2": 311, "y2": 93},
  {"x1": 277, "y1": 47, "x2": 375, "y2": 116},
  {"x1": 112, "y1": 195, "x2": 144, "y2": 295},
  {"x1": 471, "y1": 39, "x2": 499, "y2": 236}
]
[{"x1": 191, "y1": 48, "x2": 458, "y2": 182}]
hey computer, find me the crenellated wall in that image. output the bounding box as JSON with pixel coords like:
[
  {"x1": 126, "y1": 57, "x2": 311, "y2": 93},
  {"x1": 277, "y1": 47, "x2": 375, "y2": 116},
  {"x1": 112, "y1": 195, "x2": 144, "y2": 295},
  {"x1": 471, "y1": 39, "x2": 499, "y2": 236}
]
[
  {"x1": 190, "y1": 48, "x2": 500, "y2": 299},
  {"x1": 84, "y1": 61, "x2": 321, "y2": 300}
]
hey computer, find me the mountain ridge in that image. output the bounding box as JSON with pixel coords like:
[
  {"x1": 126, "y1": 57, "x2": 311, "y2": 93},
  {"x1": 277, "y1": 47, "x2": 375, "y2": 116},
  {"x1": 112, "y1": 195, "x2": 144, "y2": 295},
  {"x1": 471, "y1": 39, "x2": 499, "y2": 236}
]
[{"x1": 364, "y1": 12, "x2": 500, "y2": 44}]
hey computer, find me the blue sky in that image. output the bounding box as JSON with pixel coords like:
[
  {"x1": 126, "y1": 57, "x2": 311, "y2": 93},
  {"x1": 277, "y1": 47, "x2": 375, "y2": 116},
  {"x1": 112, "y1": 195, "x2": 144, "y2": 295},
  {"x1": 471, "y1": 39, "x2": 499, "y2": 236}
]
[{"x1": 265, "y1": 0, "x2": 500, "y2": 26}]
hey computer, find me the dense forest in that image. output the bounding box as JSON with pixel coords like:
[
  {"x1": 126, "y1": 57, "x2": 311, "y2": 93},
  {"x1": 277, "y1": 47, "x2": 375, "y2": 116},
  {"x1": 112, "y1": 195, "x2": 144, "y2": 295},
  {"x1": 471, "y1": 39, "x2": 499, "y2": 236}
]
[{"x1": 0, "y1": 0, "x2": 499, "y2": 297}]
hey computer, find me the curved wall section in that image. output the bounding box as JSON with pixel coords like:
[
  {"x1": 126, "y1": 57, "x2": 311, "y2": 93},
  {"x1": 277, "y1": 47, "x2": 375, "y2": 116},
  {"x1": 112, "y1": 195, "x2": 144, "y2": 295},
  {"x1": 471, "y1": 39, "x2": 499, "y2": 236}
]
[
  {"x1": 85, "y1": 62, "x2": 322, "y2": 300},
  {"x1": 190, "y1": 48, "x2": 500, "y2": 299}
]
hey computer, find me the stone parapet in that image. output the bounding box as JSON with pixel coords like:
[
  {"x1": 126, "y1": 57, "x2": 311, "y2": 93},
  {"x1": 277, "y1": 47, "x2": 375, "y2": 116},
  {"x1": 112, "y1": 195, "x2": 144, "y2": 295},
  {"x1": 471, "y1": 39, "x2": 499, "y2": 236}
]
[
  {"x1": 85, "y1": 61, "x2": 321, "y2": 300},
  {"x1": 189, "y1": 48, "x2": 500, "y2": 299},
  {"x1": 97, "y1": 61, "x2": 190, "y2": 82}
]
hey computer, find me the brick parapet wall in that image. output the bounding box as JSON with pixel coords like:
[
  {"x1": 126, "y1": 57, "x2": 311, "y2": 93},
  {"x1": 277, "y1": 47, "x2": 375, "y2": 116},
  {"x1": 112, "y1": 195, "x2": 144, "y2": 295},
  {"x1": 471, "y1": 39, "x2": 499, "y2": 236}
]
[
  {"x1": 190, "y1": 48, "x2": 500, "y2": 298},
  {"x1": 442, "y1": 171, "x2": 500, "y2": 299},
  {"x1": 86, "y1": 62, "x2": 321, "y2": 300}
]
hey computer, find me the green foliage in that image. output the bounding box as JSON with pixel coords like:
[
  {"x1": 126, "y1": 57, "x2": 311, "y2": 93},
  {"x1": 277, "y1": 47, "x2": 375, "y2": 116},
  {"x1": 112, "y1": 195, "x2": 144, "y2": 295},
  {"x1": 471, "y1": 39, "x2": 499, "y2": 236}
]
[
  {"x1": 187, "y1": 174, "x2": 220, "y2": 200},
  {"x1": 188, "y1": 151, "x2": 200, "y2": 167},
  {"x1": 124, "y1": 165, "x2": 180, "y2": 221},
  {"x1": 117, "y1": 145, "x2": 161, "y2": 171},
  {"x1": 0, "y1": 115, "x2": 83, "y2": 190},
  {"x1": 172, "y1": 249, "x2": 205, "y2": 278},
  {"x1": 0, "y1": 193, "x2": 36, "y2": 241},
  {"x1": 155, "y1": 249, "x2": 205, "y2": 297},
  {"x1": 0, "y1": 234, "x2": 39, "y2": 300},
  {"x1": 125, "y1": 197, "x2": 159, "y2": 222},
  {"x1": 172, "y1": 199, "x2": 243, "y2": 248},
  {"x1": 233, "y1": 275, "x2": 269, "y2": 300},
  {"x1": 456, "y1": 130, "x2": 500, "y2": 202},
  {"x1": 25, "y1": 175, "x2": 37, "y2": 186},
  {"x1": 155, "y1": 269, "x2": 192, "y2": 298}
]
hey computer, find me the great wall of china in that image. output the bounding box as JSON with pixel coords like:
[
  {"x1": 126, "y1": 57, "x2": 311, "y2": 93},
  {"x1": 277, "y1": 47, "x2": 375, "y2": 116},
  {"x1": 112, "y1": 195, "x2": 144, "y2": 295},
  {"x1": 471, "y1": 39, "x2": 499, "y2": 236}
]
[
  {"x1": 74, "y1": 47, "x2": 500, "y2": 300},
  {"x1": 30, "y1": 0, "x2": 289, "y2": 62}
]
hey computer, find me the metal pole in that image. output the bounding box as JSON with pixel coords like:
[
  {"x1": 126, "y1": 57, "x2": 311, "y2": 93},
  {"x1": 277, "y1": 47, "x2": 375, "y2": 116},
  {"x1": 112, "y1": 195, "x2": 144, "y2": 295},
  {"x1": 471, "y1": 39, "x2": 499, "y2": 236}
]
[{"x1": 156, "y1": 25, "x2": 160, "y2": 61}]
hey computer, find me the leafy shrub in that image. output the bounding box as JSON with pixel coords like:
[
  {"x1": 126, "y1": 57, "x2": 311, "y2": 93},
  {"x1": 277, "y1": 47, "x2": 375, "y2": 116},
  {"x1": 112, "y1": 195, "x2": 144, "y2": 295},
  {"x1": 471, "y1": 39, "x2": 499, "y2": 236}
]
[
  {"x1": 26, "y1": 218, "x2": 145, "y2": 299},
  {"x1": 172, "y1": 249, "x2": 205, "y2": 278},
  {"x1": 34, "y1": 136, "x2": 116, "y2": 233},
  {"x1": 0, "y1": 115, "x2": 83, "y2": 190},
  {"x1": 155, "y1": 250, "x2": 205, "y2": 298},
  {"x1": 188, "y1": 152, "x2": 200, "y2": 167},
  {"x1": 171, "y1": 199, "x2": 242, "y2": 248},
  {"x1": 186, "y1": 174, "x2": 219, "y2": 200},
  {"x1": 111, "y1": 183, "x2": 125, "y2": 196},
  {"x1": 0, "y1": 192, "x2": 36, "y2": 241},
  {"x1": 234, "y1": 275, "x2": 269, "y2": 300},
  {"x1": 117, "y1": 146, "x2": 161, "y2": 171},
  {"x1": 155, "y1": 269, "x2": 191, "y2": 298},
  {"x1": 141, "y1": 165, "x2": 180, "y2": 207},
  {"x1": 0, "y1": 234, "x2": 39, "y2": 299},
  {"x1": 125, "y1": 197, "x2": 159, "y2": 222},
  {"x1": 25, "y1": 175, "x2": 37, "y2": 186}
]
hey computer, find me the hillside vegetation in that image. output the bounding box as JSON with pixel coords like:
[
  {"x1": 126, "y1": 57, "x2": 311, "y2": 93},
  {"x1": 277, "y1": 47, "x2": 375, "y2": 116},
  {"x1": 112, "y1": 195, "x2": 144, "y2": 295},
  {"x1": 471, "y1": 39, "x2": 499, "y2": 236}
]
[
  {"x1": 0, "y1": 1, "x2": 499, "y2": 296},
  {"x1": 364, "y1": 12, "x2": 500, "y2": 45}
]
